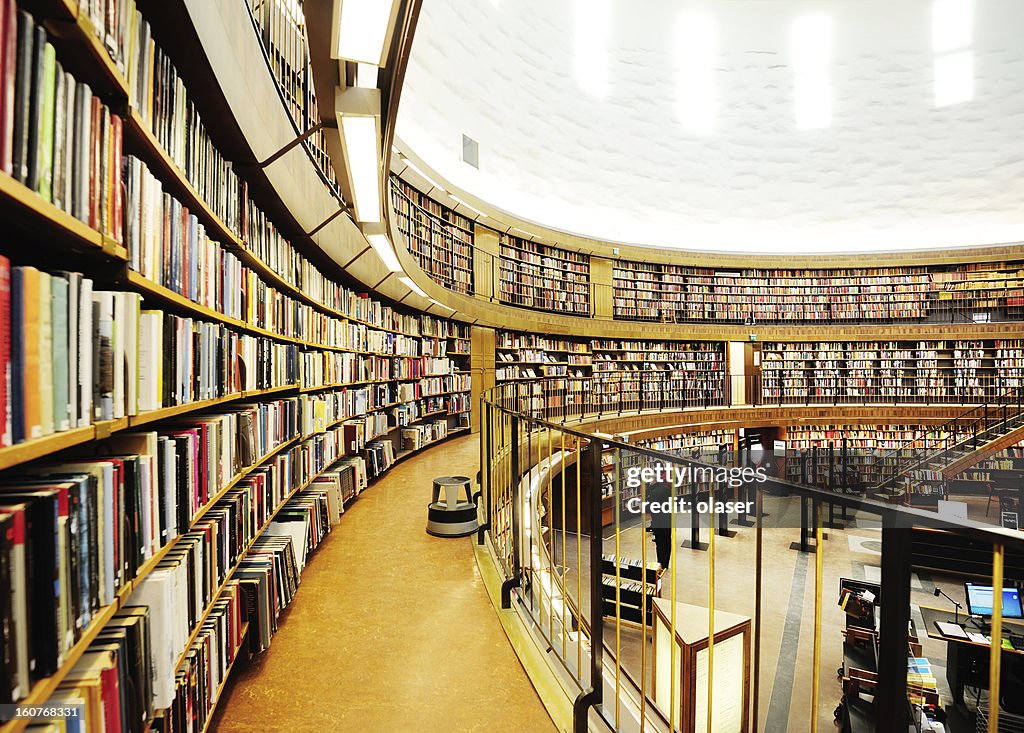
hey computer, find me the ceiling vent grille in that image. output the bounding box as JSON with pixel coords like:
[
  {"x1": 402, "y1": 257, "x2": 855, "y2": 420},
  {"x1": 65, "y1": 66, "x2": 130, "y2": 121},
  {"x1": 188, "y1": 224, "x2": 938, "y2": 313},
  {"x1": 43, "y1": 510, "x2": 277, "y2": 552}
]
[{"x1": 462, "y1": 134, "x2": 479, "y2": 168}]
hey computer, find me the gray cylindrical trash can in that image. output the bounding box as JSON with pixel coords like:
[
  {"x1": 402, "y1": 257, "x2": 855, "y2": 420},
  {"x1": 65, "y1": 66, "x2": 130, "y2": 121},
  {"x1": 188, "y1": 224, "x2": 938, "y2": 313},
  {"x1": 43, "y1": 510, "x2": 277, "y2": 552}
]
[{"x1": 427, "y1": 475, "x2": 478, "y2": 537}]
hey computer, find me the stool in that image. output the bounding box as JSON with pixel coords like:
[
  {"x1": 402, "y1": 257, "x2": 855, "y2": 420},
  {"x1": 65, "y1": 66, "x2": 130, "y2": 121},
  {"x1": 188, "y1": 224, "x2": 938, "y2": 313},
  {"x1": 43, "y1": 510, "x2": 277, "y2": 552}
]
[{"x1": 426, "y1": 475, "x2": 478, "y2": 537}]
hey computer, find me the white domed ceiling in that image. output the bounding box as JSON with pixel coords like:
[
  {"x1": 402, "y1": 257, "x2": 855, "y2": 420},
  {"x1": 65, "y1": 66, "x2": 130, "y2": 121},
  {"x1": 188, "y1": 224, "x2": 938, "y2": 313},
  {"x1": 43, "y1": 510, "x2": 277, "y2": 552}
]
[{"x1": 396, "y1": 0, "x2": 1024, "y2": 254}]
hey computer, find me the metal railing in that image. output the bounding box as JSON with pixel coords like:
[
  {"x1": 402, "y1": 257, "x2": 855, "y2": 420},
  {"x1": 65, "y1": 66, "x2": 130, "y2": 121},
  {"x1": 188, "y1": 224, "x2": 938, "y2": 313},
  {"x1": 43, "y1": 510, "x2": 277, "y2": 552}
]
[
  {"x1": 488, "y1": 373, "x2": 1022, "y2": 429},
  {"x1": 478, "y1": 379, "x2": 1024, "y2": 733}
]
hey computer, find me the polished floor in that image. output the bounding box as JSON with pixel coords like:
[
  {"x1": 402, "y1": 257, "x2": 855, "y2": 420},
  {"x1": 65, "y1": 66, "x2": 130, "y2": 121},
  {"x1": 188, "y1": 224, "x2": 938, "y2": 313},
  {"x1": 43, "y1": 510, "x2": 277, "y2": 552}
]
[{"x1": 211, "y1": 434, "x2": 556, "y2": 733}]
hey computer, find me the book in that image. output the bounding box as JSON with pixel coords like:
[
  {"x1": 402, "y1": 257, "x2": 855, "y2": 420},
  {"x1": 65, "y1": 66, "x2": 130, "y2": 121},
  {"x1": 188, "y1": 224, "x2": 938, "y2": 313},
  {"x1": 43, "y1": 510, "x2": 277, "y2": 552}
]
[
  {"x1": 0, "y1": 0, "x2": 15, "y2": 175},
  {"x1": 0, "y1": 255, "x2": 8, "y2": 447},
  {"x1": 24, "y1": 20, "x2": 45, "y2": 192},
  {"x1": 10, "y1": 10, "x2": 31, "y2": 183},
  {"x1": 37, "y1": 271, "x2": 52, "y2": 436},
  {"x1": 35, "y1": 39, "x2": 55, "y2": 201}
]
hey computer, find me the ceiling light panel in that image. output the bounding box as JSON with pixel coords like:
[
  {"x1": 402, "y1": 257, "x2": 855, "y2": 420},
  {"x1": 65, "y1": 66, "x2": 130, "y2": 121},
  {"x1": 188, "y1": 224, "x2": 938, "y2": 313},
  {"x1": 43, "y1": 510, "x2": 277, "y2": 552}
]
[
  {"x1": 573, "y1": 0, "x2": 611, "y2": 98},
  {"x1": 335, "y1": 0, "x2": 398, "y2": 66},
  {"x1": 932, "y1": 0, "x2": 973, "y2": 53},
  {"x1": 935, "y1": 50, "x2": 974, "y2": 107},
  {"x1": 340, "y1": 114, "x2": 381, "y2": 222},
  {"x1": 399, "y1": 276, "x2": 428, "y2": 298},
  {"x1": 367, "y1": 234, "x2": 402, "y2": 272}
]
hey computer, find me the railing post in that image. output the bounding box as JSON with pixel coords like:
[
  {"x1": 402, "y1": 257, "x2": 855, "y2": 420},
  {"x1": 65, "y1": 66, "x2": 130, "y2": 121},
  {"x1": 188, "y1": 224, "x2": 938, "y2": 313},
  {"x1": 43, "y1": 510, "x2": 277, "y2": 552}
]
[
  {"x1": 477, "y1": 404, "x2": 492, "y2": 545},
  {"x1": 877, "y1": 521, "x2": 911, "y2": 732},
  {"x1": 572, "y1": 438, "x2": 605, "y2": 732},
  {"x1": 501, "y1": 415, "x2": 522, "y2": 608}
]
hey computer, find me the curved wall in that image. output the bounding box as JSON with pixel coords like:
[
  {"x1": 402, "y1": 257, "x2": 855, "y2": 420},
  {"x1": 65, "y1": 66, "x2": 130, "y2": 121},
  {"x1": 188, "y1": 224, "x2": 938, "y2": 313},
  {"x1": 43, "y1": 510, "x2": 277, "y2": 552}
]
[{"x1": 398, "y1": 0, "x2": 1024, "y2": 254}]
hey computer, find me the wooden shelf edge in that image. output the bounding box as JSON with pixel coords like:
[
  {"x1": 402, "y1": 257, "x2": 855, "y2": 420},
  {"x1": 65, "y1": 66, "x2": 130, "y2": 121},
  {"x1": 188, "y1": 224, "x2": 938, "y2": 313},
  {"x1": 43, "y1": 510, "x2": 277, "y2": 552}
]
[
  {"x1": 124, "y1": 110, "x2": 243, "y2": 252},
  {"x1": 0, "y1": 171, "x2": 117, "y2": 257},
  {"x1": 0, "y1": 425, "x2": 97, "y2": 472}
]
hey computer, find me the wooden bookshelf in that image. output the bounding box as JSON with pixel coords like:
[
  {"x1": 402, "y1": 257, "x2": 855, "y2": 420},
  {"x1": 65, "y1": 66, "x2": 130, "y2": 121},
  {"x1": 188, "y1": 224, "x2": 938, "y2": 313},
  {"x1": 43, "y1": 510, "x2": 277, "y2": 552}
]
[
  {"x1": 613, "y1": 260, "x2": 1024, "y2": 325},
  {"x1": 495, "y1": 331, "x2": 592, "y2": 383},
  {"x1": 591, "y1": 340, "x2": 725, "y2": 412},
  {"x1": 759, "y1": 340, "x2": 1019, "y2": 405},
  {"x1": 391, "y1": 177, "x2": 474, "y2": 295},
  {"x1": 0, "y1": 0, "x2": 475, "y2": 725},
  {"x1": 499, "y1": 233, "x2": 590, "y2": 315},
  {"x1": 0, "y1": 425, "x2": 305, "y2": 733}
]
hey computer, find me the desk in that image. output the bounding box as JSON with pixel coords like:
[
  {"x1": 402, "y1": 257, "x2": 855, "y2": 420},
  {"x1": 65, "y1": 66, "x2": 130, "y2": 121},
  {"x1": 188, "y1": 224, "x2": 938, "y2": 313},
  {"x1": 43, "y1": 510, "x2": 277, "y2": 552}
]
[{"x1": 919, "y1": 605, "x2": 1024, "y2": 704}]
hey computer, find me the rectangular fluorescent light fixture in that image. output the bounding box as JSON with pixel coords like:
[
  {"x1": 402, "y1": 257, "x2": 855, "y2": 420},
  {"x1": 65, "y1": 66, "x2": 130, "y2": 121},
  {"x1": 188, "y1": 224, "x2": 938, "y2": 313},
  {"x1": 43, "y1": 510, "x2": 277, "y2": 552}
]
[
  {"x1": 334, "y1": 0, "x2": 399, "y2": 66},
  {"x1": 676, "y1": 11, "x2": 716, "y2": 134},
  {"x1": 401, "y1": 158, "x2": 446, "y2": 194},
  {"x1": 356, "y1": 62, "x2": 379, "y2": 89},
  {"x1": 449, "y1": 194, "x2": 486, "y2": 218},
  {"x1": 336, "y1": 87, "x2": 382, "y2": 223},
  {"x1": 935, "y1": 50, "x2": 974, "y2": 107},
  {"x1": 573, "y1": 0, "x2": 611, "y2": 98},
  {"x1": 429, "y1": 299, "x2": 454, "y2": 311},
  {"x1": 932, "y1": 0, "x2": 972, "y2": 53},
  {"x1": 399, "y1": 276, "x2": 428, "y2": 298},
  {"x1": 367, "y1": 234, "x2": 402, "y2": 272},
  {"x1": 340, "y1": 115, "x2": 381, "y2": 222}
]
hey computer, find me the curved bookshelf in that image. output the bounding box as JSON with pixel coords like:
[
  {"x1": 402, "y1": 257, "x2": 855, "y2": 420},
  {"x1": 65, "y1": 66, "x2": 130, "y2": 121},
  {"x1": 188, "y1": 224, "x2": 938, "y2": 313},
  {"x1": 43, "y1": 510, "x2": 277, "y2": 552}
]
[
  {"x1": 388, "y1": 174, "x2": 1024, "y2": 331},
  {"x1": 0, "y1": 2, "x2": 472, "y2": 730}
]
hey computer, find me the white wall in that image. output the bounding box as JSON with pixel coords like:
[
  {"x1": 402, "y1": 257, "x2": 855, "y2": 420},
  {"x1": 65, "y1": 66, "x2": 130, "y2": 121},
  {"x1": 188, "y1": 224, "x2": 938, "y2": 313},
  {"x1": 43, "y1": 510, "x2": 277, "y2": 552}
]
[{"x1": 397, "y1": 0, "x2": 1024, "y2": 254}]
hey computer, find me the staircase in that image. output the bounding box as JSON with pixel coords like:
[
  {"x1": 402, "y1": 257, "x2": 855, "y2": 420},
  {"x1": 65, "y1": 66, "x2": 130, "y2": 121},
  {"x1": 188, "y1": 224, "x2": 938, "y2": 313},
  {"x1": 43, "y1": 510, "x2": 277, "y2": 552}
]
[{"x1": 873, "y1": 388, "x2": 1024, "y2": 503}]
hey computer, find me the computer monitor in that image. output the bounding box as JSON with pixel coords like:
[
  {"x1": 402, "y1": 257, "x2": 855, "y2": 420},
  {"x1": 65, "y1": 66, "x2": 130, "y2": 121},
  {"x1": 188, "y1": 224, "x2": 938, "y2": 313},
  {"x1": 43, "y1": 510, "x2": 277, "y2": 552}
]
[{"x1": 964, "y1": 583, "x2": 1024, "y2": 619}]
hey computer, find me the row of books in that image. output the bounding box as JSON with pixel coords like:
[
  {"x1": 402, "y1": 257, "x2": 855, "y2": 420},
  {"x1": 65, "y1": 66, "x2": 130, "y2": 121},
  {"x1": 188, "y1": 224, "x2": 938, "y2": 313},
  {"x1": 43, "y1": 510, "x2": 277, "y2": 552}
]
[
  {"x1": 2, "y1": 8, "x2": 122, "y2": 239},
  {"x1": 611, "y1": 260, "x2": 1024, "y2": 322},
  {"x1": 0, "y1": 12, "x2": 470, "y2": 362},
  {"x1": 3, "y1": 4, "x2": 476, "y2": 362},
  {"x1": 633, "y1": 430, "x2": 736, "y2": 455},
  {"x1": 498, "y1": 283, "x2": 590, "y2": 315},
  {"x1": 499, "y1": 233, "x2": 589, "y2": 267},
  {"x1": 400, "y1": 421, "x2": 449, "y2": 452},
  {"x1": 0, "y1": 395, "x2": 302, "y2": 704},
  {"x1": 127, "y1": 10, "x2": 240, "y2": 234},
  {"x1": 420, "y1": 319, "x2": 470, "y2": 340},
  {"x1": 498, "y1": 234, "x2": 589, "y2": 316},
  {"x1": 28, "y1": 452, "x2": 355, "y2": 730},
  {"x1": 391, "y1": 179, "x2": 474, "y2": 296},
  {"x1": 497, "y1": 333, "x2": 590, "y2": 352},
  {"x1": 0, "y1": 260, "x2": 473, "y2": 447},
  {"x1": 0, "y1": 261, "x2": 306, "y2": 447}
]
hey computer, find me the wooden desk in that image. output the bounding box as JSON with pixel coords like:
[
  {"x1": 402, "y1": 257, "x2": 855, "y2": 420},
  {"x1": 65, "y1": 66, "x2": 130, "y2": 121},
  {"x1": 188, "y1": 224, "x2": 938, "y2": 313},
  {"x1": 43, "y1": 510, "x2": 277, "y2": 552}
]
[{"x1": 919, "y1": 605, "x2": 1024, "y2": 704}]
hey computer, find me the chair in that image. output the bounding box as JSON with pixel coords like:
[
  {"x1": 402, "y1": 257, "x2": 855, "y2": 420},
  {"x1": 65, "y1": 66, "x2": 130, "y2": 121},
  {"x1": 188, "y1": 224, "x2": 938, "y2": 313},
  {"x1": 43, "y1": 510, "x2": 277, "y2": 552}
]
[{"x1": 986, "y1": 482, "x2": 1017, "y2": 516}]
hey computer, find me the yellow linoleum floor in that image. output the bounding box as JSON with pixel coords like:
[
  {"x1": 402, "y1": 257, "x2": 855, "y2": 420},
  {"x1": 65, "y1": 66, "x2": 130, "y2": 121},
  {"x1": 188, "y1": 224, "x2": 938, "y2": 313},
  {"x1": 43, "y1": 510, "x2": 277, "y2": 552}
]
[{"x1": 210, "y1": 434, "x2": 556, "y2": 733}]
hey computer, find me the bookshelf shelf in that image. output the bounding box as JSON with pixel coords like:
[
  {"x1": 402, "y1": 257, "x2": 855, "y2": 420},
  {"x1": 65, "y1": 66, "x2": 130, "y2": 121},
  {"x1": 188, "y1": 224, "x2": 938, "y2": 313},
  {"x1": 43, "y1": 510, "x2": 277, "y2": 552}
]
[
  {"x1": 123, "y1": 108, "x2": 243, "y2": 249},
  {"x1": 499, "y1": 233, "x2": 590, "y2": 315},
  {"x1": 0, "y1": 425, "x2": 96, "y2": 473},
  {"x1": 391, "y1": 177, "x2": 474, "y2": 295},
  {"x1": 3, "y1": 602, "x2": 122, "y2": 730},
  {"x1": 0, "y1": 425, "x2": 328, "y2": 733},
  {"x1": 195, "y1": 622, "x2": 250, "y2": 733},
  {"x1": 613, "y1": 260, "x2": 1024, "y2": 325},
  {"x1": 0, "y1": 386, "x2": 303, "y2": 475},
  {"x1": 0, "y1": 170, "x2": 121, "y2": 258},
  {"x1": 0, "y1": 0, "x2": 474, "y2": 724}
]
